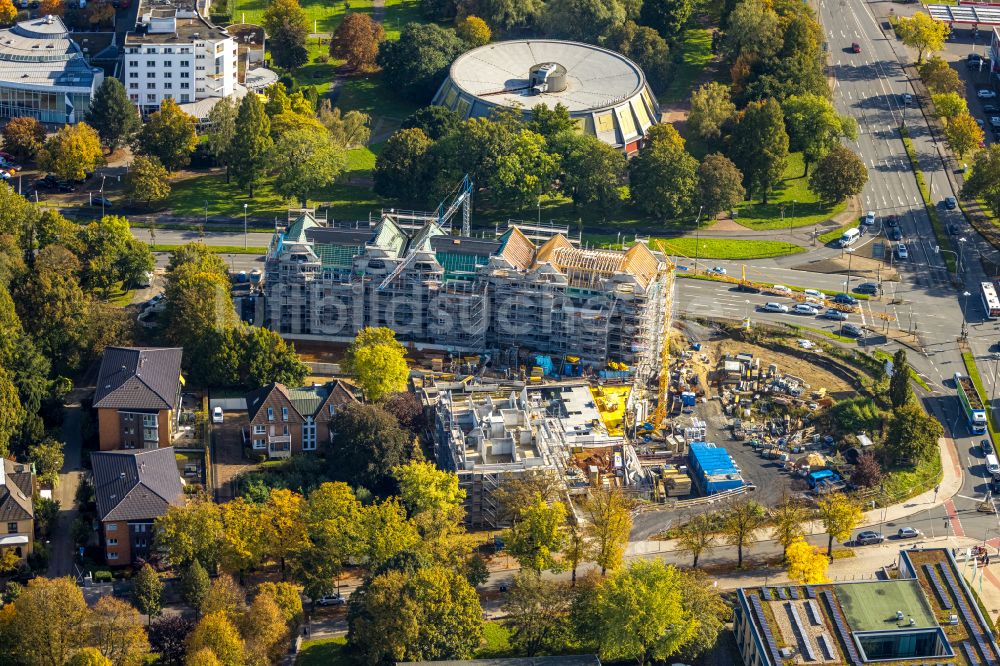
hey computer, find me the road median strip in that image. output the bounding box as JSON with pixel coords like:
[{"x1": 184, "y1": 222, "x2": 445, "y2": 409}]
[{"x1": 900, "y1": 126, "x2": 956, "y2": 273}]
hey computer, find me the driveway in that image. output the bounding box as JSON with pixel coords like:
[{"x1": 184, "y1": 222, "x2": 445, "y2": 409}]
[{"x1": 48, "y1": 388, "x2": 90, "y2": 578}]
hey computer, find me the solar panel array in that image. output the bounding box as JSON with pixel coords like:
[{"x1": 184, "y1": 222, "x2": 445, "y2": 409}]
[
  {"x1": 762, "y1": 587, "x2": 773, "y2": 601},
  {"x1": 749, "y1": 594, "x2": 785, "y2": 666},
  {"x1": 822, "y1": 590, "x2": 862, "y2": 666},
  {"x1": 817, "y1": 634, "x2": 835, "y2": 661},
  {"x1": 927, "y1": 4, "x2": 1000, "y2": 25},
  {"x1": 786, "y1": 603, "x2": 817, "y2": 662},
  {"x1": 963, "y1": 641, "x2": 983, "y2": 666},
  {"x1": 922, "y1": 563, "x2": 953, "y2": 610},
  {"x1": 806, "y1": 585, "x2": 817, "y2": 599},
  {"x1": 940, "y1": 563, "x2": 997, "y2": 664},
  {"x1": 778, "y1": 588, "x2": 788, "y2": 600},
  {"x1": 790, "y1": 586, "x2": 800, "y2": 600}
]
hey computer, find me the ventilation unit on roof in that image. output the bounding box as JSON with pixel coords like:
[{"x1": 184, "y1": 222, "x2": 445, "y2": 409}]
[{"x1": 895, "y1": 610, "x2": 904, "y2": 621}]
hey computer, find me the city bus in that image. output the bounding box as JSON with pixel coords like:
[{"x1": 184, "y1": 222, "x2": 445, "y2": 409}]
[{"x1": 982, "y1": 282, "x2": 1000, "y2": 320}]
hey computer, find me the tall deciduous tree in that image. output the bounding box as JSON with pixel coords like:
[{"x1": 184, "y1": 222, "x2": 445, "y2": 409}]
[
  {"x1": 808, "y1": 144, "x2": 868, "y2": 204},
  {"x1": 896, "y1": 11, "x2": 949, "y2": 63},
  {"x1": 0, "y1": 0, "x2": 16, "y2": 26},
  {"x1": 963, "y1": 144, "x2": 1000, "y2": 211},
  {"x1": 187, "y1": 612, "x2": 246, "y2": 666},
  {"x1": 344, "y1": 326, "x2": 409, "y2": 401},
  {"x1": 503, "y1": 572, "x2": 573, "y2": 656},
  {"x1": 539, "y1": 0, "x2": 628, "y2": 43},
  {"x1": 676, "y1": 512, "x2": 715, "y2": 567},
  {"x1": 456, "y1": 15, "x2": 491, "y2": 46},
  {"x1": 271, "y1": 125, "x2": 346, "y2": 205},
  {"x1": 920, "y1": 56, "x2": 963, "y2": 95},
  {"x1": 263, "y1": 0, "x2": 309, "y2": 71},
  {"x1": 154, "y1": 496, "x2": 225, "y2": 570},
  {"x1": 133, "y1": 99, "x2": 197, "y2": 172},
  {"x1": 91, "y1": 596, "x2": 152, "y2": 666},
  {"x1": 374, "y1": 128, "x2": 433, "y2": 202},
  {"x1": 629, "y1": 124, "x2": 698, "y2": 219},
  {"x1": 944, "y1": 112, "x2": 984, "y2": 158},
  {"x1": 817, "y1": 492, "x2": 863, "y2": 559},
  {"x1": 318, "y1": 102, "x2": 371, "y2": 149},
  {"x1": 771, "y1": 497, "x2": 808, "y2": 552},
  {"x1": 932, "y1": 91, "x2": 967, "y2": 122},
  {"x1": 206, "y1": 96, "x2": 239, "y2": 181},
  {"x1": 86, "y1": 77, "x2": 141, "y2": 151},
  {"x1": 230, "y1": 93, "x2": 273, "y2": 197},
  {"x1": 640, "y1": 0, "x2": 694, "y2": 42},
  {"x1": 401, "y1": 105, "x2": 461, "y2": 141},
  {"x1": 688, "y1": 81, "x2": 736, "y2": 141},
  {"x1": 785, "y1": 537, "x2": 829, "y2": 584},
  {"x1": 697, "y1": 153, "x2": 745, "y2": 218},
  {"x1": 182, "y1": 560, "x2": 212, "y2": 615},
  {"x1": 8, "y1": 577, "x2": 90, "y2": 666},
  {"x1": 328, "y1": 403, "x2": 411, "y2": 493},
  {"x1": 330, "y1": 12, "x2": 384, "y2": 71},
  {"x1": 242, "y1": 592, "x2": 289, "y2": 665},
  {"x1": 550, "y1": 131, "x2": 627, "y2": 212},
  {"x1": 721, "y1": 496, "x2": 766, "y2": 568},
  {"x1": 583, "y1": 488, "x2": 632, "y2": 575},
  {"x1": 133, "y1": 564, "x2": 164, "y2": 627},
  {"x1": 125, "y1": 155, "x2": 170, "y2": 206},
  {"x1": 473, "y1": 0, "x2": 543, "y2": 30},
  {"x1": 376, "y1": 23, "x2": 465, "y2": 102},
  {"x1": 728, "y1": 98, "x2": 788, "y2": 203},
  {"x1": 503, "y1": 493, "x2": 567, "y2": 573},
  {"x1": 38, "y1": 123, "x2": 106, "y2": 182},
  {"x1": 1, "y1": 116, "x2": 45, "y2": 161},
  {"x1": 889, "y1": 348, "x2": 913, "y2": 409},
  {"x1": 783, "y1": 93, "x2": 857, "y2": 175},
  {"x1": 148, "y1": 616, "x2": 195, "y2": 666},
  {"x1": 606, "y1": 21, "x2": 671, "y2": 92}
]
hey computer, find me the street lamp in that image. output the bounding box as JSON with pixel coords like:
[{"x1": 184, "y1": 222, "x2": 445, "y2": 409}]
[
  {"x1": 693, "y1": 205, "x2": 703, "y2": 273},
  {"x1": 991, "y1": 352, "x2": 1000, "y2": 404},
  {"x1": 844, "y1": 247, "x2": 855, "y2": 293},
  {"x1": 959, "y1": 237, "x2": 968, "y2": 274},
  {"x1": 243, "y1": 203, "x2": 248, "y2": 250},
  {"x1": 961, "y1": 290, "x2": 972, "y2": 339},
  {"x1": 744, "y1": 299, "x2": 751, "y2": 329}
]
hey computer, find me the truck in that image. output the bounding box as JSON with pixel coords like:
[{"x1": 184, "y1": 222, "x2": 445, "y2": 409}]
[{"x1": 955, "y1": 372, "x2": 988, "y2": 435}]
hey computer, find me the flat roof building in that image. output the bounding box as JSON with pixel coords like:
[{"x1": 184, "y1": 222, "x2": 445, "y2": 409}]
[{"x1": 0, "y1": 15, "x2": 104, "y2": 124}]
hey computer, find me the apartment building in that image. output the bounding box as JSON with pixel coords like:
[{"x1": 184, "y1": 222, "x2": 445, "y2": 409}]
[
  {"x1": 122, "y1": 0, "x2": 237, "y2": 113},
  {"x1": 263, "y1": 211, "x2": 671, "y2": 370},
  {"x1": 244, "y1": 380, "x2": 359, "y2": 458},
  {"x1": 92, "y1": 447, "x2": 184, "y2": 566},
  {"x1": 0, "y1": 459, "x2": 34, "y2": 563},
  {"x1": 93, "y1": 347, "x2": 184, "y2": 451}
]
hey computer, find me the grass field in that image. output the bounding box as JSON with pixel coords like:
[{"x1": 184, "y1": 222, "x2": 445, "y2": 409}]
[
  {"x1": 296, "y1": 637, "x2": 349, "y2": 666},
  {"x1": 734, "y1": 153, "x2": 847, "y2": 230},
  {"x1": 660, "y1": 28, "x2": 714, "y2": 103},
  {"x1": 149, "y1": 244, "x2": 268, "y2": 254},
  {"x1": 229, "y1": 0, "x2": 376, "y2": 33},
  {"x1": 476, "y1": 622, "x2": 512, "y2": 658},
  {"x1": 655, "y1": 237, "x2": 805, "y2": 259}
]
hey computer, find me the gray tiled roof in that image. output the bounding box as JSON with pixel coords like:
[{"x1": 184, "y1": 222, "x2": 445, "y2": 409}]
[
  {"x1": 93, "y1": 347, "x2": 183, "y2": 411},
  {"x1": 92, "y1": 447, "x2": 184, "y2": 522},
  {"x1": 246, "y1": 380, "x2": 359, "y2": 421},
  {"x1": 0, "y1": 459, "x2": 33, "y2": 522}
]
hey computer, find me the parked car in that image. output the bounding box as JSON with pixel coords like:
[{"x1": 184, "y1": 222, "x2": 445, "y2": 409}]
[
  {"x1": 832, "y1": 293, "x2": 858, "y2": 306},
  {"x1": 769, "y1": 284, "x2": 792, "y2": 296},
  {"x1": 902, "y1": 93, "x2": 912, "y2": 104},
  {"x1": 212, "y1": 406, "x2": 224, "y2": 423},
  {"x1": 896, "y1": 527, "x2": 921, "y2": 539},
  {"x1": 863, "y1": 211, "x2": 876, "y2": 225},
  {"x1": 983, "y1": 439, "x2": 994, "y2": 455},
  {"x1": 736, "y1": 283, "x2": 760, "y2": 293},
  {"x1": 824, "y1": 309, "x2": 849, "y2": 321},
  {"x1": 761, "y1": 302, "x2": 790, "y2": 313},
  {"x1": 35, "y1": 174, "x2": 72, "y2": 191},
  {"x1": 944, "y1": 196, "x2": 957, "y2": 209},
  {"x1": 949, "y1": 223, "x2": 962, "y2": 236},
  {"x1": 990, "y1": 116, "x2": 1000, "y2": 128},
  {"x1": 706, "y1": 266, "x2": 727, "y2": 275},
  {"x1": 851, "y1": 42, "x2": 861, "y2": 53},
  {"x1": 986, "y1": 104, "x2": 1000, "y2": 114},
  {"x1": 793, "y1": 303, "x2": 819, "y2": 315},
  {"x1": 979, "y1": 89, "x2": 997, "y2": 98},
  {"x1": 855, "y1": 282, "x2": 879, "y2": 295},
  {"x1": 317, "y1": 594, "x2": 346, "y2": 606},
  {"x1": 804, "y1": 289, "x2": 824, "y2": 299},
  {"x1": 91, "y1": 195, "x2": 112, "y2": 207},
  {"x1": 887, "y1": 227, "x2": 902, "y2": 241},
  {"x1": 976, "y1": 118, "x2": 986, "y2": 128},
  {"x1": 855, "y1": 530, "x2": 885, "y2": 545},
  {"x1": 842, "y1": 322, "x2": 863, "y2": 336},
  {"x1": 895, "y1": 243, "x2": 909, "y2": 260},
  {"x1": 803, "y1": 296, "x2": 824, "y2": 307},
  {"x1": 135, "y1": 271, "x2": 153, "y2": 288},
  {"x1": 885, "y1": 214, "x2": 899, "y2": 228}
]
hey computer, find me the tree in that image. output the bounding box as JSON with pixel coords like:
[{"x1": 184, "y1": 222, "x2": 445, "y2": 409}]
[
  {"x1": 945, "y1": 112, "x2": 984, "y2": 158},
  {"x1": 329, "y1": 403, "x2": 411, "y2": 493},
  {"x1": 347, "y1": 564, "x2": 483, "y2": 665},
  {"x1": 255, "y1": 582, "x2": 304, "y2": 629},
  {"x1": 133, "y1": 99, "x2": 197, "y2": 172},
  {"x1": 181, "y1": 560, "x2": 211, "y2": 614},
  {"x1": 851, "y1": 451, "x2": 884, "y2": 489},
  {"x1": 376, "y1": 23, "x2": 465, "y2": 102},
  {"x1": 474, "y1": 0, "x2": 543, "y2": 30},
  {"x1": 242, "y1": 592, "x2": 289, "y2": 665},
  {"x1": 503, "y1": 493, "x2": 567, "y2": 573},
  {"x1": 698, "y1": 153, "x2": 745, "y2": 218},
  {"x1": 527, "y1": 103, "x2": 574, "y2": 140},
  {"x1": 676, "y1": 512, "x2": 715, "y2": 567},
  {"x1": 230, "y1": 93, "x2": 273, "y2": 197},
  {"x1": 344, "y1": 327, "x2": 409, "y2": 401},
  {"x1": 330, "y1": 12, "x2": 385, "y2": 71},
  {"x1": 503, "y1": 572, "x2": 573, "y2": 656},
  {"x1": 629, "y1": 124, "x2": 698, "y2": 219},
  {"x1": 355, "y1": 497, "x2": 420, "y2": 568},
  {"x1": 155, "y1": 497, "x2": 224, "y2": 570},
  {"x1": 38, "y1": 123, "x2": 106, "y2": 182},
  {"x1": 771, "y1": 497, "x2": 808, "y2": 552},
  {"x1": 8, "y1": 577, "x2": 90, "y2": 666},
  {"x1": 67, "y1": 648, "x2": 113, "y2": 666},
  {"x1": 39, "y1": 0, "x2": 63, "y2": 16},
  {"x1": 318, "y1": 103, "x2": 370, "y2": 149},
  {"x1": 783, "y1": 93, "x2": 857, "y2": 175},
  {"x1": 2, "y1": 116, "x2": 45, "y2": 161},
  {"x1": 932, "y1": 91, "x2": 968, "y2": 122},
  {"x1": 86, "y1": 77, "x2": 141, "y2": 151},
  {"x1": 920, "y1": 56, "x2": 963, "y2": 95},
  {"x1": 688, "y1": 82, "x2": 736, "y2": 141},
  {"x1": 271, "y1": 124, "x2": 346, "y2": 205},
  {"x1": 133, "y1": 564, "x2": 164, "y2": 627},
  {"x1": 493, "y1": 470, "x2": 562, "y2": 523},
  {"x1": 885, "y1": 401, "x2": 944, "y2": 463},
  {"x1": 0, "y1": 365, "x2": 22, "y2": 458},
  {"x1": 456, "y1": 15, "x2": 491, "y2": 46},
  {"x1": 889, "y1": 349, "x2": 912, "y2": 409},
  {"x1": 551, "y1": 131, "x2": 626, "y2": 212},
  {"x1": 186, "y1": 649, "x2": 222, "y2": 666},
  {"x1": 465, "y1": 554, "x2": 490, "y2": 587},
  {"x1": 149, "y1": 617, "x2": 195, "y2": 666},
  {"x1": 91, "y1": 596, "x2": 151, "y2": 666},
  {"x1": 201, "y1": 574, "x2": 247, "y2": 620},
  {"x1": 187, "y1": 612, "x2": 245, "y2": 666},
  {"x1": 723, "y1": 0, "x2": 782, "y2": 61},
  {"x1": 393, "y1": 460, "x2": 464, "y2": 517},
  {"x1": 401, "y1": 106, "x2": 461, "y2": 141},
  {"x1": 721, "y1": 496, "x2": 766, "y2": 568},
  {"x1": 582, "y1": 560, "x2": 697, "y2": 666},
  {"x1": 817, "y1": 493, "x2": 863, "y2": 559},
  {"x1": 0, "y1": 0, "x2": 16, "y2": 26},
  {"x1": 539, "y1": 0, "x2": 629, "y2": 43},
  {"x1": 233, "y1": 326, "x2": 308, "y2": 388},
  {"x1": 218, "y1": 498, "x2": 272, "y2": 578},
  {"x1": 963, "y1": 144, "x2": 1000, "y2": 212},
  {"x1": 896, "y1": 11, "x2": 949, "y2": 63},
  {"x1": 676, "y1": 570, "x2": 729, "y2": 661},
  {"x1": 373, "y1": 128, "x2": 432, "y2": 202},
  {"x1": 640, "y1": 0, "x2": 694, "y2": 42},
  {"x1": 205, "y1": 96, "x2": 238, "y2": 182},
  {"x1": 784, "y1": 536, "x2": 829, "y2": 584},
  {"x1": 728, "y1": 98, "x2": 788, "y2": 202},
  {"x1": 125, "y1": 155, "x2": 171, "y2": 206},
  {"x1": 263, "y1": 0, "x2": 309, "y2": 71},
  {"x1": 808, "y1": 144, "x2": 869, "y2": 204},
  {"x1": 582, "y1": 488, "x2": 632, "y2": 575},
  {"x1": 28, "y1": 438, "x2": 63, "y2": 487},
  {"x1": 606, "y1": 21, "x2": 671, "y2": 92}
]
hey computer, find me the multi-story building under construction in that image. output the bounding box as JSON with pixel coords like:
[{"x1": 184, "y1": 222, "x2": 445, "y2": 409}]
[{"x1": 263, "y1": 210, "x2": 672, "y2": 369}]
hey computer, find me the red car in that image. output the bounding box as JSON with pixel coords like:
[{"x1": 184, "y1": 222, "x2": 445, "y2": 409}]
[{"x1": 851, "y1": 42, "x2": 861, "y2": 53}]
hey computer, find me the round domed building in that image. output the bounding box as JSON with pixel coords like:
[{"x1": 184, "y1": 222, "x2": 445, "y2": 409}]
[{"x1": 432, "y1": 39, "x2": 660, "y2": 154}]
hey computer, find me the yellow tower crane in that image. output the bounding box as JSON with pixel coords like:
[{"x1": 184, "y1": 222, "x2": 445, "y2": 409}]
[{"x1": 650, "y1": 241, "x2": 676, "y2": 435}]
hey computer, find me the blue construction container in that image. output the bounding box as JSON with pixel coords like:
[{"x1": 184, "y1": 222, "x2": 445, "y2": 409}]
[{"x1": 688, "y1": 442, "x2": 744, "y2": 496}]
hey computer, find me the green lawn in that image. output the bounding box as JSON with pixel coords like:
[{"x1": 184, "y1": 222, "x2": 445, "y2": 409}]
[
  {"x1": 337, "y1": 73, "x2": 421, "y2": 121},
  {"x1": 655, "y1": 237, "x2": 805, "y2": 260},
  {"x1": 297, "y1": 637, "x2": 349, "y2": 666},
  {"x1": 229, "y1": 0, "x2": 375, "y2": 33},
  {"x1": 476, "y1": 622, "x2": 512, "y2": 658},
  {"x1": 734, "y1": 153, "x2": 847, "y2": 230},
  {"x1": 149, "y1": 244, "x2": 267, "y2": 254},
  {"x1": 660, "y1": 28, "x2": 714, "y2": 104}
]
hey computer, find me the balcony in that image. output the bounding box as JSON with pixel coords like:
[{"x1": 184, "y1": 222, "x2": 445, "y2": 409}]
[{"x1": 268, "y1": 435, "x2": 291, "y2": 459}]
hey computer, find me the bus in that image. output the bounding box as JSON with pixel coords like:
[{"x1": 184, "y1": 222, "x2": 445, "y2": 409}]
[{"x1": 982, "y1": 282, "x2": 1000, "y2": 320}]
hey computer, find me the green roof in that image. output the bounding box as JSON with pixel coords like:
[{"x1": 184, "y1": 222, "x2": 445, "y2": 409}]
[
  {"x1": 437, "y1": 251, "x2": 489, "y2": 280},
  {"x1": 285, "y1": 212, "x2": 319, "y2": 243},
  {"x1": 836, "y1": 580, "x2": 938, "y2": 632},
  {"x1": 286, "y1": 385, "x2": 329, "y2": 417},
  {"x1": 315, "y1": 243, "x2": 361, "y2": 268},
  {"x1": 374, "y1": 218, "x2": 409, "y2": 258}
]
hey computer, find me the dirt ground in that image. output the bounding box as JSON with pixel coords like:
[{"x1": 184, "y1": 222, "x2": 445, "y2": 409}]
[{"x1": 689, "y1": 338, "x2": 857, "y2": 399}]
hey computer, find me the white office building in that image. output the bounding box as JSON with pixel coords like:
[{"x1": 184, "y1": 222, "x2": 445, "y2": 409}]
[{"x1": 122, "y1": 0, "x2": 237, "y2": 114}]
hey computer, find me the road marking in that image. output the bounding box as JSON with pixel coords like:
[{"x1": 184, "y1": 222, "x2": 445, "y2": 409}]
[{"x1": 944, "y1": 499, "x2": 966, "y2": 537}]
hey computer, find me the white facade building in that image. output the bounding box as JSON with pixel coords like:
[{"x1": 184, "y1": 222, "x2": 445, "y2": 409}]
[{"x1": 122, "y1": 0, "x2": 237, "y2": 113}]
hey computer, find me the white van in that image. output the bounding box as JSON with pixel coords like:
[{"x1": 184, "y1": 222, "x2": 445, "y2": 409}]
[
  {"x1": 987, "y1": 454, "x2": 1000, "y2": 477},
  {"x1": 839, "y1": 228, "x2": 861, "y2": 248},
  {"x1": 212, "y1": 406, "x2": 224, "y2": 423}
]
